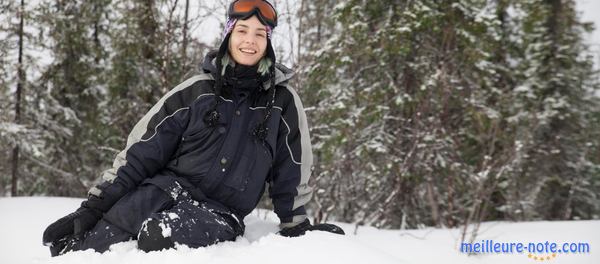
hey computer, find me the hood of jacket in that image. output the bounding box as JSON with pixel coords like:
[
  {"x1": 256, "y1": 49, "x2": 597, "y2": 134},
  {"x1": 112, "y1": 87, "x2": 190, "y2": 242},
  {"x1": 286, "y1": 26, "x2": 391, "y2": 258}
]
[{"x1": 201, "y1": 50, "x2": 294, "y2": 90}]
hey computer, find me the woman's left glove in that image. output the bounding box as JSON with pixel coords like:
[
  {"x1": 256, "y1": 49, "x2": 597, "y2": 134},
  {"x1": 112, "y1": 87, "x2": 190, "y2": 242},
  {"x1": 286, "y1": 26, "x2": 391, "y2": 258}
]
[
  {"x1": 42, "y1": 206, "x2": 102, "y2": 246},
  {"x1": 279, "y1": 219, "x2": 345, "y2": 237}
]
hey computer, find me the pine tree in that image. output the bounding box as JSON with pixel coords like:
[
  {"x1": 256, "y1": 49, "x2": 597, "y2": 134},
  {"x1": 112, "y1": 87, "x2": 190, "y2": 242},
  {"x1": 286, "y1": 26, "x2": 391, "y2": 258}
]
[
  {"x1": 107, "y1": 0, "x2": 202, "y2": 139},
  {"x1": 305, "y1": 0, "x2": 540, "y2": 228},
  {"x1": 31, "y1": 0, "x2": 113, "y2": 196},
  {"x1": 0, "y1": 0, "x2": 16, "y2": 196},
  {"x1": 509, "y1": 0, "x2": 600, "y2": 220},
  {"x1": 0, "y1": 0, "x2": 46, "y2": 196}
]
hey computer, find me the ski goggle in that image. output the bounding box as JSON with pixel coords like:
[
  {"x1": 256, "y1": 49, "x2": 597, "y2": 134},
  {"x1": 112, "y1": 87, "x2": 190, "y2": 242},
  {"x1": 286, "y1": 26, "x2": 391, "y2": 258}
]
[{"x1": 228, "y1": 0, "x2": 278, "y2": 28}]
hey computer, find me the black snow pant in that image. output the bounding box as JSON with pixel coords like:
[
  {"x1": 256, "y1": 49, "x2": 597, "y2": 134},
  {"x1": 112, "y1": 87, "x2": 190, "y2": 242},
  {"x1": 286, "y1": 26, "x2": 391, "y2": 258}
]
[{"x1": 70, "y1": 179, "x2": 244, "y2": 253}]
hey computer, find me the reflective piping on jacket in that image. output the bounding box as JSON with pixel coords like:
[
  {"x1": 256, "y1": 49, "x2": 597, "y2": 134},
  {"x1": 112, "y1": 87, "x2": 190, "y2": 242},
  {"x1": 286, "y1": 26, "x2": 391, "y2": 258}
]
[
  {"x1": 140, "y1": 107, "x2": 190, "y2": 142},
  {"x1": 283, "y1": 85, "x2": 314, "y2": 211},
  {"x1": 89, "y1": 74, "x2": 215, "y2": 197},
  {"x1": 248, "y1": 106, "x2": 303, "y2": 165},
  {"x1": 197, "y1": 93, "x2": 234, "y2": 103},
  {"x1": 248, "y1": 106, "x2": 284, "y2": 111},
  {"x1": 279, "y1": 117, "x2": 302, "y2": 165}
]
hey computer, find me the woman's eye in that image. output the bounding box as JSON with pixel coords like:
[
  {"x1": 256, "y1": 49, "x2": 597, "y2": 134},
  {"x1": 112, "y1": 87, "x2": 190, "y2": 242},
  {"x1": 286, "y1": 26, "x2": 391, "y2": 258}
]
[{"x1": 257, "y1": 34, "x2": 265, "y2": 38}]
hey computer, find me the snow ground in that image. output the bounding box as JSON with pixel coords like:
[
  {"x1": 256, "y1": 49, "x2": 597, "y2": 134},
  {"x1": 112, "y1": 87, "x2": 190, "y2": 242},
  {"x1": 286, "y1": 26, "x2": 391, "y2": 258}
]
[{"x1": 0, "y1": 197, "x2": 598, "y2": 264}]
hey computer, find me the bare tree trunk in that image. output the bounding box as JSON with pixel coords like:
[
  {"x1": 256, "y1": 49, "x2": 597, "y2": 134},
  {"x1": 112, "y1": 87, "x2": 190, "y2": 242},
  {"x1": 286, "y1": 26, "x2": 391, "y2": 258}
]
[
  {"x1": 296, "y1": 0, "x2": 305, "y2": 65},
  {"x1": 140, "y1": 0, "x2": 158, "y2": 60},
  {"x1": 11, "y1": 147, "x2": 19, "y2": 196},
  {"x1": 283, "y1": 0, "x2": 295, "y2": 64},
  {"x1": 137, "y1": 0, "x2": 158, "y2": 102},
  {"x1": 563, "y1": 182, "x2": 575, "y2": 220},
  {"x1": 11, "y1": 0, "x2": 25, "y2": 197},
  {"x1": 182, "y1": 0, "x2": 189, "y2": 66},
  {"x1": 425, "y1": 179, "x2": 441, "y2": 227},
  {"x1": 92, "y1": 2, "x2": 102, "y2": 63},
  {"x1": 161, "y1": 0, "x2": 179, "y2": 93}
]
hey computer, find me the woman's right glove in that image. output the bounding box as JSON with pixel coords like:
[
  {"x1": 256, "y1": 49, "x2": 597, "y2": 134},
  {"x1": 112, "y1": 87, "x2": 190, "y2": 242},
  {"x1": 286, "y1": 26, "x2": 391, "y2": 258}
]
[
  {"x1": 279, "y1": 219, "x2": 345, "y2": 237},
  {"x1": 42, "y1": 206, "x2": 102, "y2": 246},
  {"x1": 43, "y1": 179, "x2": 130, "y2": 247}
]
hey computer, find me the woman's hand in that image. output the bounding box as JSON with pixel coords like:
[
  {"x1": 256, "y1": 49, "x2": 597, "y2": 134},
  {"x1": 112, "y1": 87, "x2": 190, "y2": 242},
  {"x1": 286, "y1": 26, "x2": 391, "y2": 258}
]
[
  {"x1": 42, "y1": 207, "x2": 102, "y2": 246},
  {"x1": 278, "y1": 219, "x2": 345, "y2": 237}
]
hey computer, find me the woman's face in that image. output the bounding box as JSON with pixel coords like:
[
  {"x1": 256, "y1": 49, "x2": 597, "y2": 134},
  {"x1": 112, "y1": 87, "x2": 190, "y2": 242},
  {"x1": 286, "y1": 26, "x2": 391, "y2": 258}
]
[{"x1": 228, "y1": 15, "x2": 268, "y2": 66}]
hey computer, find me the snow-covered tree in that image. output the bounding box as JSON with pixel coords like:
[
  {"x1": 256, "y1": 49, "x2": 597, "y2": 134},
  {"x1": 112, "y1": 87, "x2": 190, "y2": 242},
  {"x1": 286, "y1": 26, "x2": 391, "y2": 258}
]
[{"x1": 506, "y1": 0, "x2": 600, "y2": 220}]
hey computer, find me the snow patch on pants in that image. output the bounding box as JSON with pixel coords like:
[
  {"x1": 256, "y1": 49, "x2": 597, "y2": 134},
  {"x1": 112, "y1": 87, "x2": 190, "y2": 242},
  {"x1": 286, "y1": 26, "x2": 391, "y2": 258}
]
[
  {"x1": 166, "y1": 181, "x2": 183, "y2": 200},
  {"x1": 158, "y1": 221, "x2": 172, "y2": 238}
]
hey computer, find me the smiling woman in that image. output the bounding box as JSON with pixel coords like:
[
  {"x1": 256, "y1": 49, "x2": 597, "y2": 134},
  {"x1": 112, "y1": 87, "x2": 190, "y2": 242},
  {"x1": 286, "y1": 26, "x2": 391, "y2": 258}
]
[
  {"x1": 229, "y1": 16, "x2": 268, "y2": 66},
  {"x1": 41, "y1": 0, "x2": 343, "y2": 257}
]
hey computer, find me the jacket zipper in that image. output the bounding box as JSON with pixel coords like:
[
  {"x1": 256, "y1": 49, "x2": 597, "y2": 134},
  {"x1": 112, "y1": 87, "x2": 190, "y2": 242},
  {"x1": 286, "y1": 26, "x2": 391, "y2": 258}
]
[{"x1": 174, "y1": 136, "x2": 185, "y2": 166}]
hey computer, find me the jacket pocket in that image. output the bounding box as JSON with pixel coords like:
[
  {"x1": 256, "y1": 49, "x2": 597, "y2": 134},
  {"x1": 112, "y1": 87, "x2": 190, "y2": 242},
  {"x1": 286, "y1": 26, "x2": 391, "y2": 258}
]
[
  {"x1": 175, "y1": 128, "x2": 211, "y2": 162},
  {"x1": 175, "y1": 125, "x2": 223, "y2": 165},
  {"x1": 184, "y1": 126, "x2": 213, "y2": 141},
  {"x1": 223, "y1": 153, "x2": 255, "y2": 192}
]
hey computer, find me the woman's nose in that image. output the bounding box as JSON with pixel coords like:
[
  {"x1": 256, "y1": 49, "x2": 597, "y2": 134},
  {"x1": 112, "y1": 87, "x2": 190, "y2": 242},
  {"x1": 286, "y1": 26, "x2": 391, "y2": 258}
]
[{"x1": 244, "y1": 35, "x2": 256, "y2": 45}]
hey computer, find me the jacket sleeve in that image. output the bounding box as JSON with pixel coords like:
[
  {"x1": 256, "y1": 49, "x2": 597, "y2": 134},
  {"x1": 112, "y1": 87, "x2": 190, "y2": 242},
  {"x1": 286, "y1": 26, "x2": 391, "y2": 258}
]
[
  {"x1": 269, "y1": 85, "x2": 314, "y2": 229},
  {"x1": 83, "y1": 76, "x2": 208, "y2": 212}
]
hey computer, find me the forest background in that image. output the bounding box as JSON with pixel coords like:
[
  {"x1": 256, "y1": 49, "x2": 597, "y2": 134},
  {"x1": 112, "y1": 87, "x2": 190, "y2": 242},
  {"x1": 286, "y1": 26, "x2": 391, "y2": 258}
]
[{"x1": 1, "y1": 0, "x2": 600, "y2": 235}]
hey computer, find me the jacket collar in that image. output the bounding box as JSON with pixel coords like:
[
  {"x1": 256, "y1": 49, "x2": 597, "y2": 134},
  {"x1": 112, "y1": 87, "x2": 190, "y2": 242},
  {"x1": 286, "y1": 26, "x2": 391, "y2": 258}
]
[{"x1": 201, "y1": 50, "x2": 294, "y2": 90}]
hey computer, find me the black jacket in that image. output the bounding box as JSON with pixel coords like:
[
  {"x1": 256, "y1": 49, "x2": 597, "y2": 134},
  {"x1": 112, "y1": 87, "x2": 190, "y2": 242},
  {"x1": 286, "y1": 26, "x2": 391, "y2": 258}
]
[{"x1": 86, "y1": 52, "x2": 313, "y2": 228}]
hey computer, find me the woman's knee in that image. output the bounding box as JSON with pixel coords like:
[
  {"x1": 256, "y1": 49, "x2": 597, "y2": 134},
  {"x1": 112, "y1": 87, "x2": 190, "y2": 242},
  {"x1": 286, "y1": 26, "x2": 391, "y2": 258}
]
[{"x1": 137, "y1": 218, "x2": 175, "y2": 252}]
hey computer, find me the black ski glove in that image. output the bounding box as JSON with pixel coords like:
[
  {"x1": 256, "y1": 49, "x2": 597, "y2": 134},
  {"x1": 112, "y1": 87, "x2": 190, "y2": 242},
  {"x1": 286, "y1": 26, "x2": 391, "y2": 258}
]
[
  {"x1": 279, "y1": 219, "x2": 345, "y2": 237},
  {"x1": 42, "y1": 205, "x2": 102, "y2": 246}
]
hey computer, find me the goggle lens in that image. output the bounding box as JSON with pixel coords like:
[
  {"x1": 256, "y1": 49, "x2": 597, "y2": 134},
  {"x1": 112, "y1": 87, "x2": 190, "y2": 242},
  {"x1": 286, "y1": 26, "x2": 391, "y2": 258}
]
[{"x1": 231, "y1": 0, "x2": 277, "y2": 27}]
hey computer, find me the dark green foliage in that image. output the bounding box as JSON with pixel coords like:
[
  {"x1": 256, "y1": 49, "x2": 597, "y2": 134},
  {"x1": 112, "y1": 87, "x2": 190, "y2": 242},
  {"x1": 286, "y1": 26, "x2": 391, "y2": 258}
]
[
  {"x1": 301, "y1": 0, "x2": 600, "y2": 228},
  {"x1": 0, "y1": 0, "x2": 202, "y2": 197}
]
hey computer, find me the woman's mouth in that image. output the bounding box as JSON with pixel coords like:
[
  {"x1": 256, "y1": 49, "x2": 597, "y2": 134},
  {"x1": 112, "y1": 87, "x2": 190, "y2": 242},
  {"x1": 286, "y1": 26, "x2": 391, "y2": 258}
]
[{"x1": 240, "y1": 48, "x2": 257, "y2": 55}]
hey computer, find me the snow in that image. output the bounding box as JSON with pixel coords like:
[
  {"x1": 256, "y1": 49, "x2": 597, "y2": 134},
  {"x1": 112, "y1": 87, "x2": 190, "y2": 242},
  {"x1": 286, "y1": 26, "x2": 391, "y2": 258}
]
[
  {"x1": 0, "y1": 197, "x2": 599, "y2": 264},
  {"x1": 158, "y1": 222, "x2": 172, "y2": 238},
  {"x1": 576, "y1": 0, "x2": 600, "y2": 72},
  {"x1": 167, "y1": 213, "x2": 179, "y2": 220}
]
